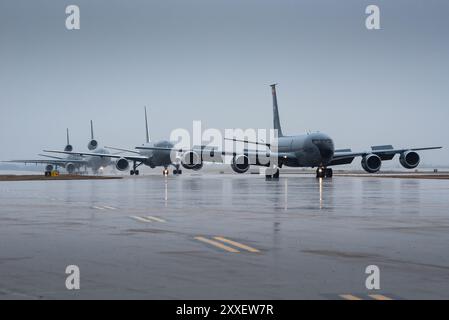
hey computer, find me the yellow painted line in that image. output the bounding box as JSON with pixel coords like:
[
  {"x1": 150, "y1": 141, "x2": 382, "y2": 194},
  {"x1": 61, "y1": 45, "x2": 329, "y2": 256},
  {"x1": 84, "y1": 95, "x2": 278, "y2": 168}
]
[
  {"x1": 339, "y1": 294, "x2": 363, "y2": 300},
  {"x1": 214, "y1": 237, "x2": 260, "y2": 253},
  {"x1": 194, "y1": 237, "x2": 240, "y2": 253},
  {"x1": 130, "y1": 216, "x2": 153, "y2": 223},
  {"x1": 146, "y1": 216, "x2": 166, "y2": 223},
  {"x1": 369, "y1": 294, "x2": 393, "y2": 300}
]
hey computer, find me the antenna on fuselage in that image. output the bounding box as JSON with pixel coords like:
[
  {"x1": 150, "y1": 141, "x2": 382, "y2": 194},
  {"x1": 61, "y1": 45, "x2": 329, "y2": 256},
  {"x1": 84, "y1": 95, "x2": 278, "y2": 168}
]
[
  {"x1": 270, "y1": 84, "x2": 284, "y2": 138},
  {"x1": 144, "y1": 106, "x2": 150, "y2": 143},
  {"x1": 66, "y1": 128, "x2": 70, "y2": 145}
]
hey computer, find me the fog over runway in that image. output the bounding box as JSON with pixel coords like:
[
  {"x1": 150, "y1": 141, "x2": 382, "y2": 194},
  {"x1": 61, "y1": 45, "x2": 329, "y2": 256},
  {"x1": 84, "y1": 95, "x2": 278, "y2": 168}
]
[{"x1": 0, "y1": 174, "x2": 448, "y2": 299}]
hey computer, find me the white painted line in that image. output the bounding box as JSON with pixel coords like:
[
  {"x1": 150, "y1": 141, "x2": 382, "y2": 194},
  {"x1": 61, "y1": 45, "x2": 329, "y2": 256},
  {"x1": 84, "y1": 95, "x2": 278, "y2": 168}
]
[
  {"x1": 194, "y1": 237, "x2": 240, "y2": 253},
  {"x1": 214, "y1": 237, "x2": 260, "y2": 253},
  {"x1": 103, "y1": 206, "x2": 117, "y2": 210},
  {"x1": 146, "y1": 216, "x2": 166, "y2": 223},
  {"x1": 129, "y1": 216, "x2": 153, "y2": 223},
  {"x1": 93, "y1": 206, "x2": 105, "y2": 210}
]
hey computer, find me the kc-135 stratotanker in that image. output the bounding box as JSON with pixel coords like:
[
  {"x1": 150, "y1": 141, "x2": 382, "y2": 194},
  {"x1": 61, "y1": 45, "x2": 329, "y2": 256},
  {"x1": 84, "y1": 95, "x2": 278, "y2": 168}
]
[{"x1": 45, "y1": 85, "x2": 441, "y2": 179}]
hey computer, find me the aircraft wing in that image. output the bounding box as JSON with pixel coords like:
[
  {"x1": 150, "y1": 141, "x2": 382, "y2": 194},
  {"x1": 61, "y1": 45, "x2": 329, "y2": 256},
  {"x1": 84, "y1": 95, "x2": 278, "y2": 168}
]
[
  {"x1": 43, "y1": 150, "x2": 148, "y2": 162},
  {"x1": 2, "y1": 159, "x2": 88, "y2": 166},
  {"x1": 329, "y1": 145, "x2": 442, "y2": 166},
  {"x1": 135, "y1": 146, "x2": 295, "y2": 164}
]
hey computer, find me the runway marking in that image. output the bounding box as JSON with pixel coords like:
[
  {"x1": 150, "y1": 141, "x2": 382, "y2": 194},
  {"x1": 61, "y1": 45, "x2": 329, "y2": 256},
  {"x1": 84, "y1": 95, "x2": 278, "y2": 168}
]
[
  {"x1": 130, "y1": 216, "x2": 153, "y2": 223},
  {"x1": 213, "y1": 237, "x2": 260, "y2": 253},
  {"x1": 129, "y1": 216, "x2": 166, "y2": 223},
  {"x1": 146, "y1": 216, "x2": 166, "y2": 223},
  {"x1": 194, "y1": 237, "x2": 240, "y2": 253},
  {"x1": 369, "y1": 294, "x2": 393, "y2": 300},
  {"x1": 339, "y1": 294, "x2": 363, "y2": 300},
  {"x1": 102, "y1": 206, "x2": 117, "y2": 210},
  {"x1": 93, "y1": 205, "x2": 118, "y2": 211}
]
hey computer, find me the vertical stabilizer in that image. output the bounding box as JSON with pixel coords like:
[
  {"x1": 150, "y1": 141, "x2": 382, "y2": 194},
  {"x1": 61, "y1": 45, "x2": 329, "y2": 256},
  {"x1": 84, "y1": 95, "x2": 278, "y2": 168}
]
[
  {"x1": 270, "y1": 84, "x2": 284, "y2": 137},
  {"x1": 144, "y1": 106, "x2": 150, "y2": 143},
  {"x1": 90, "y1": 120, "x2": 94, "y2": 140}
]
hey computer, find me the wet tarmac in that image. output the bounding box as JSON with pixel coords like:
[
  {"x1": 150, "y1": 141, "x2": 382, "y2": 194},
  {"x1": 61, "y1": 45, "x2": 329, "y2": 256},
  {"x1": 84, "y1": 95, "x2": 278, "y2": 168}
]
[{"x1": 0, "y1": 174, "x2": 448, "y2": 299}]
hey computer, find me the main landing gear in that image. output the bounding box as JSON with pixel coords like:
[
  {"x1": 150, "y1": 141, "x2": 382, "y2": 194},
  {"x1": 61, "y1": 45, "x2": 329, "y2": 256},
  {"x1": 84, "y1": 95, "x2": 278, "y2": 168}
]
[
  {"x1": 173, "y1": 164, "x2": 183, "y2": 175},
  {"x1": 265, "y1": 167, "x2": 280, "y2": 180},
  {"x1": 130, "y1": 161, "x2": 142, "y2": 176},
  {"x1": 316, "y1": 167, "x2": 333, "y2": 178}
]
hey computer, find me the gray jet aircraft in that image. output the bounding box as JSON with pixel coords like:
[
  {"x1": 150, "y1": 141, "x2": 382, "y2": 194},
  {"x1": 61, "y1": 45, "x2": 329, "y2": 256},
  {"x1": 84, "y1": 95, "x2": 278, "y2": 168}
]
[
  {"x1": 44, "y1": 85, "x2": 442, "y2": 179},
  {"x1": 44, "y1": 108, "x2": 184, "y2": 176},
  {"x1": 3, "y1": 129, "x2": 86, "y2": 175},
  {"x1": 5, "y1": 121, "x2": 113, "y2": 175},
  {"x1": 134, "y1": 84, "x2": 442, "y2": 179}
]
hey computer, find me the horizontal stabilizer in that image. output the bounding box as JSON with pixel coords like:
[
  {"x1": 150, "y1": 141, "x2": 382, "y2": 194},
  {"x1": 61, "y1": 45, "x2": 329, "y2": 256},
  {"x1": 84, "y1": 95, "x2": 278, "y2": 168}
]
[{"x1": 335, "y1": 148, "x2": 352, "y2": 153}]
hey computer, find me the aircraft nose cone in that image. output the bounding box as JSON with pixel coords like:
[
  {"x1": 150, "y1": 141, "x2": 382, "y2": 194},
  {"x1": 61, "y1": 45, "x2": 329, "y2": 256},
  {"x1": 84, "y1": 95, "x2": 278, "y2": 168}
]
[{"x1": 312, "y1": 138, "x2": 335, "y2": 163}]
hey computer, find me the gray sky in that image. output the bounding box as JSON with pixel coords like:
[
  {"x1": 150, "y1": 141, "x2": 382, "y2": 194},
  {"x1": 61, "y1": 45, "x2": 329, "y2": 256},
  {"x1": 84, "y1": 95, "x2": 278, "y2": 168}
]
[{"x1": 1, "y1": 0, "x2": 448, "y2": 166}]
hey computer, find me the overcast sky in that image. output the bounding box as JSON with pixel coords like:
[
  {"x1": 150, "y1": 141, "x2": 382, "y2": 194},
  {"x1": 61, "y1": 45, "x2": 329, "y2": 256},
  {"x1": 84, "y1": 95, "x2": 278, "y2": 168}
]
[{"x1": 1, "y1": 0, "x2": 448, "y2": 166}]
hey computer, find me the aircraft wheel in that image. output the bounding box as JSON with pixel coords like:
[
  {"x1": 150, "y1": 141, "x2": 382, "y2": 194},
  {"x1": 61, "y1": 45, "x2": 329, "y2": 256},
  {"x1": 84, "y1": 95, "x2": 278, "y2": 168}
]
[
  {"x1": 130, "y1": 170, "x2": 135, "y2": 176},
  {"x1": 325, "y1": 168, "x2": 333, "y2": 178},
  {"x1": 316, "y1": 168, "x2": 325, "y2": 178},
  {"x1": 178, "y1": 170, "x2": 182, "y2": 175},
  {"x1": 273, "y1": 169, "x2": 280, "y2": 179},
  {"x1": 135, "y1": 170, "x2": 140, "y2": 176}
]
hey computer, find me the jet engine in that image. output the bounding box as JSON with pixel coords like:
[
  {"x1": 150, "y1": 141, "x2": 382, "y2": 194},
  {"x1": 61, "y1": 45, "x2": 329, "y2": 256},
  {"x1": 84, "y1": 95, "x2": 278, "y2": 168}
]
[
  {"x1": 115, "y1": 158, "x2": 129, "y2": 171},
  {"x1": 66, "y1": 163, "x2": 76, "y2": 174},
  {"x1": 88, "y1": 139, "x2": 98, "y2": 151},
  {"x1": 399, "y1": 151, "x2": 420, "y2": 169},
  {"x1": 45, "y1": 165, "x2": 54, "y2": 172},
  {"x1": 181, "y1": 151, "x2": 203, "y2": 170},
  {"x1": 64, "y1": 144, "x2": 73, "y2": 152},
  {"x1": 361, "y1": 154, "x2": 382, "y2": 173},
  {"x1": 231, "y1": 155, "x2": 250, "y2": 174}
]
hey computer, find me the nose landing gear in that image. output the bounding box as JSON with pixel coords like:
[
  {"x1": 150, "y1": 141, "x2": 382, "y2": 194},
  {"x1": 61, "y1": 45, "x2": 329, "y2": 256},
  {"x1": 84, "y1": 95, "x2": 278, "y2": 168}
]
[{"x1": 316, "y1": 167, "x2": 333, "y2": 178}]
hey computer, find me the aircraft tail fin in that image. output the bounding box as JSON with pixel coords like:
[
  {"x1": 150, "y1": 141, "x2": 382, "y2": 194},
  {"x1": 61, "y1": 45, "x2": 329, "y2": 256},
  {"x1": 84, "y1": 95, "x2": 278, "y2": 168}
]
[
  {"x1": 90, "y1": 120, "x2": 94, "y2": 140},
  {"x1": 64, "y1": 128, "x2": 73, "y2": 152},
  {"x1": 144, "y1": 106, "x2": 150, "y2": 143},
  {"x1": 270, "y1": 84, "x2": 284, "y2": 137}
]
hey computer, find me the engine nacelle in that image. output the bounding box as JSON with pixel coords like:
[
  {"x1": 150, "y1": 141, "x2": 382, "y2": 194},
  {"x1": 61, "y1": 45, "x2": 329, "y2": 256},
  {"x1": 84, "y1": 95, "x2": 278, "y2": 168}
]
[
  {"x1": 88, "y1": 139, "x2": 98, "y2": 151},
  {"x1": 400, "y1": 151, "x2": 420, "y2": 169},
  {"x1": 45, "y1": 164, "x2": 54, "y2": 172},
  {"x1": 66, "y1": 163, "x2": 76, "y2": 174},
  {"x1": 231, "y1": 155, "x2": 250, "y2": 174},
  {"x1": 64, "y1": 144, "x2": 73, "y2": 152},
  {"x1": 361, "y1": 154, "x2": 382, "y2": 173},
  {"x1": 181, "y1": 151, "x2": 203, "y2": 170},
  {"x1": 115, "y1": 158, "x2": 129, "y2": 171}
]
